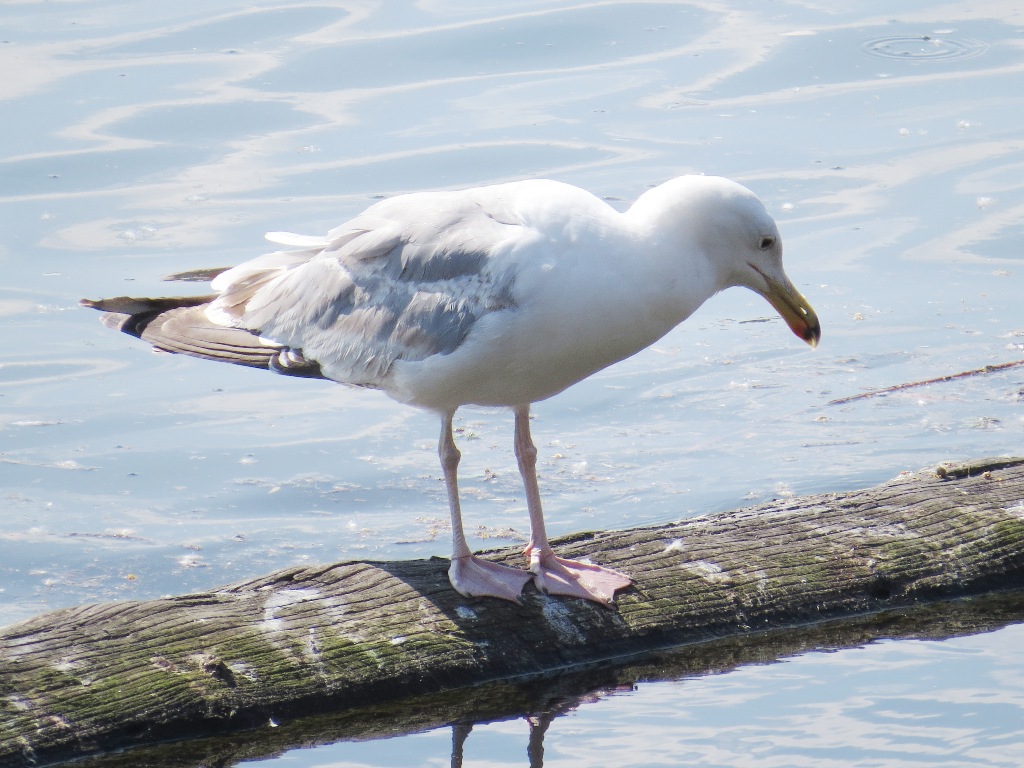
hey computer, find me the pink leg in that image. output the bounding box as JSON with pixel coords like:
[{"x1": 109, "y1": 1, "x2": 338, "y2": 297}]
[
  {"x1": 514, "y1": 405, "x2": 632, "y2": 604},
  {"x1": 440, "y1": 411, "x2": 531, "y2": 602}
]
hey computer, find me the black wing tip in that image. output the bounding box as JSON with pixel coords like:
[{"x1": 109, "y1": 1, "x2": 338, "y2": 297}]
[
  {"x1": 83, "y1": 294, "x2": 326, "y2": 381},
  {"x1": 82, "y1": 295, "x2": 214, "y2": 340},
  {"x1": 80, "y1": 298, "x2": 145, "y2": 336},
  {"x1": 270, "y1": 352, "x2": 323, "y2": 379},
  {"x1": 99, "y1": 311, "x2": 136, "y2": 334}
]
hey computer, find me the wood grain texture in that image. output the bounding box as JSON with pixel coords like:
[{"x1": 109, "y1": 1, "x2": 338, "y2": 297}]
[{"x1": 2, "y1": 456, "x2": 1023, "y2": 767}]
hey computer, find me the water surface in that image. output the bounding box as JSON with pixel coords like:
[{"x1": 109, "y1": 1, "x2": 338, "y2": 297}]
[{"x1": 2, "y1": 0, "x2": 1023, "y2": 764}]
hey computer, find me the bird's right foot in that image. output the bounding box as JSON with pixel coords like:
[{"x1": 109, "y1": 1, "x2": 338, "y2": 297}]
[
  {"x1": 527, "y1": 548, "x2": 632, "y2": 605},
  {"x1": 449, "y1": 555, "x2": 533, "y2": 603}
]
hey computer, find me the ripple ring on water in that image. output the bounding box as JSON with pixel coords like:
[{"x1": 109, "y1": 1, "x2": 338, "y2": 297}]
[{"x1": 861, "y1": 35, "x2": 988, "y2": 62}]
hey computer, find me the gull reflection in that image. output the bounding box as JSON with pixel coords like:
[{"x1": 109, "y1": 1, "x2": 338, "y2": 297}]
[{"x1": 448, "y1": 684, "x2": 635, "y2": 767}]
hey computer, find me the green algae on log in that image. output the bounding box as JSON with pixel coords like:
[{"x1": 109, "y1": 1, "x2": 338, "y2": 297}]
[{"x1": 2, "y1": 457, "x2": 1024, "y2": 767}]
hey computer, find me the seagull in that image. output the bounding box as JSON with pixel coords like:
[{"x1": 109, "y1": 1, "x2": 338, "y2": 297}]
[{"x1": 82, "y1": 175, "x2": 820, "y2": 605}]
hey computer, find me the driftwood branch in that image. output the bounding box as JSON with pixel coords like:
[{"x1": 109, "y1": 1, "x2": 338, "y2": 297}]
[
  {"x1": 2, "y1": 456, "x2": 1024, "y2": 767},
  {"x1": 827, "y1": 359, "x2": 1024, "y2": 405}
]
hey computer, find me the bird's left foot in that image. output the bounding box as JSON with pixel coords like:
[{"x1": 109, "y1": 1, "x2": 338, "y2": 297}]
[
  {"x1": 527, "y1": 548, "x2": 632, "y2": 605},
  {"x1": 449, "y1": 554, "x2": 533, "y2": 603}
]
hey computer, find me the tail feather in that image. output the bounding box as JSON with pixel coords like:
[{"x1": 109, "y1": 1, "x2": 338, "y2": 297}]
[
  {"x1": 162, "y1": 267, "x2": 231, "y2": 283},
  {"x1": 80, "y1": 295, "x2": 322, "y2": 379}
]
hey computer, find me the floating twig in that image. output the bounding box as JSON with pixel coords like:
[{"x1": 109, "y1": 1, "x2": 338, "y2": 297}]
[{"x1": 828, "y1": 359, "x2": 1024, "y2": 406}]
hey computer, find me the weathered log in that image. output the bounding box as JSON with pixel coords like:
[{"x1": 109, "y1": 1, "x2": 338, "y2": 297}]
[
  {"x1": 20, "y1": 589, "x2": 1024, "y2": 768},
  {"x1": 3, "y1": 456, "x2": 1024, "y2": 767}
]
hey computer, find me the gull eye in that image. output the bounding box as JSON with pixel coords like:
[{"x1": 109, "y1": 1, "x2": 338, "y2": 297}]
[{"x1": 759, "y1": 236, "x2": 775, "y2": 251}]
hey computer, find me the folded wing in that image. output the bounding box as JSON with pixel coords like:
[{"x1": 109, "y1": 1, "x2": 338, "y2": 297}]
[{"x1": 83, "y1": 188, "x2": 532, "y2": 387}]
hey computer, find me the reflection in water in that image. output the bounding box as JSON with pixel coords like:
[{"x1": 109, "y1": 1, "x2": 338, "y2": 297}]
[
  {"x1": 450, "y1": 705, "x2": 578, "y2": 768},
  {"x1": 450, "y1": 685, "x2": 631, "y2": 768}
]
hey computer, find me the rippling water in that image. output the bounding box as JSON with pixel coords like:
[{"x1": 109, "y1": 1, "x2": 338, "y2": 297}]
[{"x1": 2, "y1": 0, "x2": 1023, "y2": 764}]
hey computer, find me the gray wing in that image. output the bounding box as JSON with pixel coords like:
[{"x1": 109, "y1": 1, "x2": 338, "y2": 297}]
[{"x1": 207, "y1": 191, "x2": 527, "y2": 387}]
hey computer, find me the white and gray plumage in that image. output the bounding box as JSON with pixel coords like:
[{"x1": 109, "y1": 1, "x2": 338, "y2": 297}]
[{"x1": 83, "y1": 175, "x2": 821, "y2": 604}]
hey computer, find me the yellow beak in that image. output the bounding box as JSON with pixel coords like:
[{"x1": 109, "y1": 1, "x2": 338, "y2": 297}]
[{"x1": 752, "y1": 266, "x2": 821, "y2": 348}]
